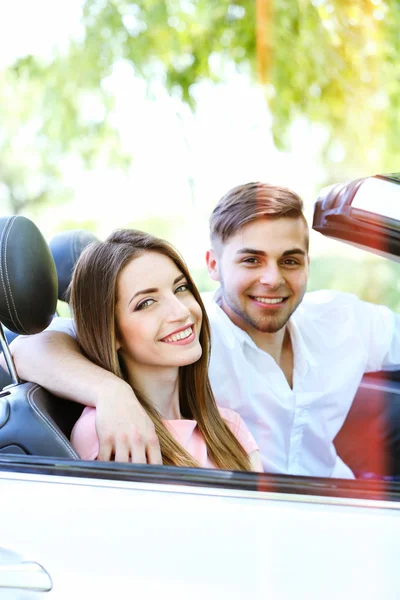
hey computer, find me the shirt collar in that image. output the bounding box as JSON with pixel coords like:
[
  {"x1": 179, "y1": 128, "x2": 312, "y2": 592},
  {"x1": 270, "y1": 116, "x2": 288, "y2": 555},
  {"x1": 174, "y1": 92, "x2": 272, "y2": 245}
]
[{"x1": 287, "y1": 317, "x2": 318, "y2": 378}]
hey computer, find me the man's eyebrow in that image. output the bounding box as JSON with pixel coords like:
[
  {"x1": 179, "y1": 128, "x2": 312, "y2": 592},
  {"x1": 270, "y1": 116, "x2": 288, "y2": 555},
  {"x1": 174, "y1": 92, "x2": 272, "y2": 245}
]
[
  {"x1": 236, "y1": 247, "x2": 306, "y2": 257},
  {"x1": 236, "y1": 248, "x2": 267, "y2": 257},
  {"x1": 128, "y1": 274, "x2": 186, "y2": 306},
  {"x1": 281, "y1": 248, "x2": 306, "y2": 257}
]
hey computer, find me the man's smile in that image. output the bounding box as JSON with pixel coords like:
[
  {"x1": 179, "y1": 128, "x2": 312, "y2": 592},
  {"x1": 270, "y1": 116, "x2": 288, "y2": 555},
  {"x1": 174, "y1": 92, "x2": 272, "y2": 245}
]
[{"x1": 248, "y1": 295, "x2": 289, "y2": 308}]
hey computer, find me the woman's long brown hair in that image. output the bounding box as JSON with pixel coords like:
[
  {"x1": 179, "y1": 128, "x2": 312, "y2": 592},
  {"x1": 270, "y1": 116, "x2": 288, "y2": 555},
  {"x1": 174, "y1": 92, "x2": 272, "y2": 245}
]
[{"x1": 70, "y1": 229, "x2": 251, "y2": 471}]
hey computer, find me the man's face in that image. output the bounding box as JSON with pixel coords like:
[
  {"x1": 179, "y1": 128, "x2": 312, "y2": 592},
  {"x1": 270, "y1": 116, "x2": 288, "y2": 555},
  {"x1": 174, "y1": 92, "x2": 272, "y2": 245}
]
[{"x1": 206, "y1": 217, "x2": 310, "y2": 335}]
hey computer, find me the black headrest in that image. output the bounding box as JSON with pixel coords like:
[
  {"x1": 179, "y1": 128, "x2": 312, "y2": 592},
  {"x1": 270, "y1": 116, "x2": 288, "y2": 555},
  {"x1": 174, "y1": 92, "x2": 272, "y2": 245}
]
[
  {"x1": 0, "y1": 216, "x2": 58, "y2": 335},
  {"x1": 49, "y1": 230, "x2": 99, "y2": 302}
]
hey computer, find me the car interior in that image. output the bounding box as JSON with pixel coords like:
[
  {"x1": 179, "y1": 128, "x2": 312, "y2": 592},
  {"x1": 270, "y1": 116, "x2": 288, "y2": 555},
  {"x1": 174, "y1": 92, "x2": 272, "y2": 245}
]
[{"x1": 1, "y1": 178, "x2": 400, "y2": 479}]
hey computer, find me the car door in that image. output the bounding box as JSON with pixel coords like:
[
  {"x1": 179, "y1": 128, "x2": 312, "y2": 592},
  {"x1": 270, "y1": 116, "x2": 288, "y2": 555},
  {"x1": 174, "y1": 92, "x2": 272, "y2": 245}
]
[
  {"x1": 313, "y1": 173, "x2": 400, "y2": 478},
  {"x1": 1, "y1": 455, "x2": 400, "y2": 600}
]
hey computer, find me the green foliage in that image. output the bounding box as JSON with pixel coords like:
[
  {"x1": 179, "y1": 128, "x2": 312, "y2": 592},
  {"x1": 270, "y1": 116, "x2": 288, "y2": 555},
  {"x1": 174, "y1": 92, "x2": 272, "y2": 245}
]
[
  {"x1": 56, "y1": 218, "x2": 99, "y2": 235},
  {"x1": 125, "y1": 216, "x2": 179, "y2": 239},
  {"x1": 2, "y1": 0, "x2": 400, "y2": 216},
  {"x1": 56, "y1": 300, "x2": 72, "y2": 318},
  {"x1": 62, "y1": 0, "x2": 400, "y2": 173},
  {"x1": 308, "y1": 254, "x2": 400, "y2": 312},
  {"x1": 190, "y1": 266, "x2": 218, "y2": 293}
]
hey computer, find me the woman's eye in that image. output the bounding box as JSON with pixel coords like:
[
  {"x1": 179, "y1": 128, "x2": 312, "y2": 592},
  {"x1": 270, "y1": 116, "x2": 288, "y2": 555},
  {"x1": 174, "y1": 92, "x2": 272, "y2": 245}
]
[
  {"x1": 135, "y1": 298, "x2": 155, "y2": 311},
  {"x1": 175, "y1": 283, "x2": 189, "y2": 293}
]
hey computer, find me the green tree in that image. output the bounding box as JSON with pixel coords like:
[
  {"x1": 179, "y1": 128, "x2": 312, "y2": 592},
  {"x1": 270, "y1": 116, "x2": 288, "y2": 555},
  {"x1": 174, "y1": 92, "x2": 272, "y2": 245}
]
[
  {"x1": 18, "y1": 1, "x2": 400, "y2": 170},
  {"x1": 0, "y1": 45, "x2": 127, "y2": 215},
  {"x1": 4, "y1": 0, "x2": 400, "y2": 216}
]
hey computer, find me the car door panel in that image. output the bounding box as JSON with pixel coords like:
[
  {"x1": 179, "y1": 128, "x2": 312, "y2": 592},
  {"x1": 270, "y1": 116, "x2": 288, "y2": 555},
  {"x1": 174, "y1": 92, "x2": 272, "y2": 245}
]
[
  {"x1": 336, "y1": 371, "x2": 400, "y2": 478},
  {"x1": 1, "y1": 465, "x2": 400, "y2": 599}
]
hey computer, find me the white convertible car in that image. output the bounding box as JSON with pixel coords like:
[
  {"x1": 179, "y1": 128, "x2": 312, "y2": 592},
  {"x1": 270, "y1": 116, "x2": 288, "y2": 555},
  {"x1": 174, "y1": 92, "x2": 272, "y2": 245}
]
[{"x1": 0, "y1": 175, "x2": 400, "y2": 599}]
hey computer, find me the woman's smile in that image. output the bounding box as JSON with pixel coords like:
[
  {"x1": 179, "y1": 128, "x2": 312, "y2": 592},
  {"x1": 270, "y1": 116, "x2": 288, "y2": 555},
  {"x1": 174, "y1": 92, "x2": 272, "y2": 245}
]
[{"x1": 160, "y1": 324, "x2": 196, "y2": 345}]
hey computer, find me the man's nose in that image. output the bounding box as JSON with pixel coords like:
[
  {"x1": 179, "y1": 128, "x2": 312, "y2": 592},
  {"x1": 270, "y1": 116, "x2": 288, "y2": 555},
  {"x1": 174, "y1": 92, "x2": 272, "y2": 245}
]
[{"x1": 259, "y1": 264, "x2": 284, "y2": 287}]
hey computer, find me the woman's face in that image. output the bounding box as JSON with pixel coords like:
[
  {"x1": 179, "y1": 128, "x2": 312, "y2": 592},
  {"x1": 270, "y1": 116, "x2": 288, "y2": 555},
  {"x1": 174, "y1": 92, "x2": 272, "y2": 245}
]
[{"x1": 115, "y1": 251, "x2": 203, "y2": 369}]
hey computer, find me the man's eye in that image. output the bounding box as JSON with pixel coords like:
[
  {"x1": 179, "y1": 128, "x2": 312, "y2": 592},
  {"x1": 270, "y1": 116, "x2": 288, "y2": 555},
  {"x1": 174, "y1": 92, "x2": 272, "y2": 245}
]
[
  {"x1": 175, "y1": 284, "x2": 189, "y2": 293},
  {"x1": 242, "y1": 257, "x2": 259, "y2": 264},
  {"x1": 135, "y1": 298, "x2": 155, "y2": 311},
  {"x1": 282, "y1": 259, "x2": 299, "y2": 266}
]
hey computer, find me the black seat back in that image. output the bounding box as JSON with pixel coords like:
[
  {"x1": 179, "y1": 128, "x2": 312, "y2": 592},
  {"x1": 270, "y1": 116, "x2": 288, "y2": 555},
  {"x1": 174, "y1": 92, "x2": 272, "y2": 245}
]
[
  {"x1": 0, "y1": 216, "x2": 80, "y2": 458},
  {"x1": 49, "y1": 229, "x2": 99, "y2": 302},
  {"x1": 0, "y1": 228, "x2": 99, "y2": 390}
]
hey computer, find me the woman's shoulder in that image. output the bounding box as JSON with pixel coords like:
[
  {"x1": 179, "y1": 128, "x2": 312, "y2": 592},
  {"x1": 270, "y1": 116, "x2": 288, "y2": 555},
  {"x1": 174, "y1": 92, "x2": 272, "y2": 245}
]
[
  {"x1": 217, "y1": 406, "x2": 240, "y2": 426},
  {"x1": 217, "y1": 406, "x2": 259, "y2": 454},
  {"x1": 217, "y1": 406, "x2": 247, "y2": 437}
]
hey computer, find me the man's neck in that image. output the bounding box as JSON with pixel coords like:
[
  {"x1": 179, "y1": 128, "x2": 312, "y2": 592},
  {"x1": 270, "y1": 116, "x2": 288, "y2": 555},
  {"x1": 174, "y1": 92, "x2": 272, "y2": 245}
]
[
  {"x1": 220, "y1": 299, "x2": 294, "y2": 386},
  {"x1": 245, "y1": 323, "x2": 289, "y2": 368}
]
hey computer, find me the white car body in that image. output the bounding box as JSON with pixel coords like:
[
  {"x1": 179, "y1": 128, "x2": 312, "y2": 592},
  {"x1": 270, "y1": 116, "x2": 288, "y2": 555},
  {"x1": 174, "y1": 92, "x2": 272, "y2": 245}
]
[{"x1": 1, "y1": 460, "x2": 399, "y2": 599}]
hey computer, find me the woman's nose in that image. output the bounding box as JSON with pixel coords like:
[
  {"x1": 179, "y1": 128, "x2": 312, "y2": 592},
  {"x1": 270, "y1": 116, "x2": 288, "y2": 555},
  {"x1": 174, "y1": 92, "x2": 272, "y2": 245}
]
[{"x1": 167, "y1": 295, "x2": 191, "y2": 322}]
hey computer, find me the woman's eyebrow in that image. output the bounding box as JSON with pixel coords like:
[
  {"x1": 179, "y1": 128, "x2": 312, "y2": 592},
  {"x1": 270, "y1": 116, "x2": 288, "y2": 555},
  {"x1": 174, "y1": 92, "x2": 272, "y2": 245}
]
[
  {"x1": 129, "y1": 287, "x2": 157, "y2": 306},
  {"x1": 173, "y1": 274, "x2": 186, "y2": 285},
  {"x1": 128, "y1": 274, "x2": 186, "y2": 306}
]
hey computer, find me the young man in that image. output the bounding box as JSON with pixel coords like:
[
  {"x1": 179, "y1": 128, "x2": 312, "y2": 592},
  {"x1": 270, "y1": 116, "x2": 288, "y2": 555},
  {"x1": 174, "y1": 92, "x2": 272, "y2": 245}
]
[{"x1": 10, "y1": 182, "x2": 400, "y2": 476}]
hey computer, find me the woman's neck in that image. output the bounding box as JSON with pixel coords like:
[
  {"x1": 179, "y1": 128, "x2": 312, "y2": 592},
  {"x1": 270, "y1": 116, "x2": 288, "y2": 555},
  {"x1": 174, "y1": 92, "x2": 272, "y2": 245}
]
[{"x1": 124, "y1": 362, "x2": 181, "y2": 420}]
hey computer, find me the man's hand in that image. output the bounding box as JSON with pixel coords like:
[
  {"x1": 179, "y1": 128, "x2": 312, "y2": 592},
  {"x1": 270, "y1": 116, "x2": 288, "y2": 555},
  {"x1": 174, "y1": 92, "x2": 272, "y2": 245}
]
[
  {"x1": 95, "y1": 382, "x2": 162, "y2": 464},
  {"x1": 8, "y1": 330, "x2": 162, "y2": 464}
]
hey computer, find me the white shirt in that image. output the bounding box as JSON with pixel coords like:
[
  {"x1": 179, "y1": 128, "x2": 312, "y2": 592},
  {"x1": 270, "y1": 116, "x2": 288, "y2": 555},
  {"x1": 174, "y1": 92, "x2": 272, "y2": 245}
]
[
  {"x1": 48, "y1": 289, "x2": 400, "y2": 479},
  {"x1": 202, "y1": 289, "x2": 400, "y2": 478}
]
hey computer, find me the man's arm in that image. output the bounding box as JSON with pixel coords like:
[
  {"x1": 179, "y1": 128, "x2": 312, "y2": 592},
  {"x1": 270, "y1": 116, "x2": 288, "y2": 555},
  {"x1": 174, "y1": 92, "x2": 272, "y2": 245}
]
[{"x1": 8, "y1": 332, "x2": 162, "y2": 464}]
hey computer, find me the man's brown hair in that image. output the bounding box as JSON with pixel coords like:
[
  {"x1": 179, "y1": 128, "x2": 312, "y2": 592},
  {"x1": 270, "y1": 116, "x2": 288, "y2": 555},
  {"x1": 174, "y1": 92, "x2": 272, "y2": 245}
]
[{"x1": 210, "y1": 182, "x2": 308, "y2": 247}]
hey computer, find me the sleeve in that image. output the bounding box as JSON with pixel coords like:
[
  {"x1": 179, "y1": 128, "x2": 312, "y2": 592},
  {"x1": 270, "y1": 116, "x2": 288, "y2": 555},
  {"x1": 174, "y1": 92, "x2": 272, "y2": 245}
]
[
  {"x1": 70, "y1": 406, "x2": 99, "y2": 460},
  {"x1": 218, "y1": 407, "x2": 259, "y2": 455},
  {"x1": 355, "y1": 299, "x2": 400, "y2": 372},
  {"x1": 44, "y1": 317, "x2": 77, "y2": 339}
]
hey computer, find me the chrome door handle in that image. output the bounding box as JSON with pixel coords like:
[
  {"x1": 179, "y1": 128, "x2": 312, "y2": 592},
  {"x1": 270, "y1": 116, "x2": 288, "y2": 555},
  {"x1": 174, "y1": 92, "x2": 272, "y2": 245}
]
[{"x1": 0, "y1": 561, "x2": 52, "y2": 591}]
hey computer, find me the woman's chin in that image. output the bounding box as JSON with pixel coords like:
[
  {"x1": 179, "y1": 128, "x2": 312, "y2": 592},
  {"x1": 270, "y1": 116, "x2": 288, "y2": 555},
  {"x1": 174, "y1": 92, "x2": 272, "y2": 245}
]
[{"x1": 175, "y1": 344, "x2": 203, "y2": 367}]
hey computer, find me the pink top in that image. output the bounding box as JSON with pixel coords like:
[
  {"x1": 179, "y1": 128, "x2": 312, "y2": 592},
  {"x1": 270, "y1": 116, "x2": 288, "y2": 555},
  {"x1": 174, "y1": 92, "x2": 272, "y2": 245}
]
[{"x1": 71, "y1": 406, "x2": 258, "y2": 467}]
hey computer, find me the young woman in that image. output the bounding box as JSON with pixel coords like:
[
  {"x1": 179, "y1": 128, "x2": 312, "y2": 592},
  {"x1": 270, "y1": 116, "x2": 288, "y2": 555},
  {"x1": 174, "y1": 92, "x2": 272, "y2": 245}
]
[{"x1": 69, "y1": 228, "x2": 263, "y2": 471}]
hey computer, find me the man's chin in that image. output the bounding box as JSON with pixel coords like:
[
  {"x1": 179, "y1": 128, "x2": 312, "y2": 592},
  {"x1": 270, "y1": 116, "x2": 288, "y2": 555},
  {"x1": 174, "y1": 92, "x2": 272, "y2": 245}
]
[
  {"x1": 252, "y1": 321, "x2": 288, "y2": 334},
  {"x1": 247, "y1": 312, "x2": 291, "y2": 334}
]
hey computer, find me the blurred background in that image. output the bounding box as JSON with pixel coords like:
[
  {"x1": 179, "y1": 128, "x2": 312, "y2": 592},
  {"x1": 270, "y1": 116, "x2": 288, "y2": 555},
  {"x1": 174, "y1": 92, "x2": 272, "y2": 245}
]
[{"x1": 1, "y1": 0, "x2": 400, "y2": 310}]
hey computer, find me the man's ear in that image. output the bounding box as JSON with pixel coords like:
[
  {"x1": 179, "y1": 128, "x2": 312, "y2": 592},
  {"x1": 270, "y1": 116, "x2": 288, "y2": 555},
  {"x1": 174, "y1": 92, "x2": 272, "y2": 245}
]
[{"x1": 205, "y1": 249, "x2": 220, "y2": 282}]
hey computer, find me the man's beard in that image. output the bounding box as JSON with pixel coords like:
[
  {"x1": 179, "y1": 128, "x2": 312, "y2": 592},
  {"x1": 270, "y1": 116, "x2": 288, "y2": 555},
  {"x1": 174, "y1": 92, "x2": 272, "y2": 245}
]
[{"x1": 220, "y1": 283, "x2": 304, "y2": 334}]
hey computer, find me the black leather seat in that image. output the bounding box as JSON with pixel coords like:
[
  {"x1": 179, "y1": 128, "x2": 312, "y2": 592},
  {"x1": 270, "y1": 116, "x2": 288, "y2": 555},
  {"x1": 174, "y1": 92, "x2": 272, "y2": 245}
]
[
  {"x1": 0, "y1": 228, "x2": 99, "y2": 390},
  {"x1": 0, "y1": 216, "x2": 84, "y2": 458}
]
